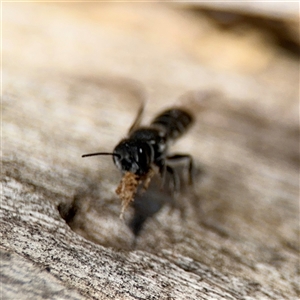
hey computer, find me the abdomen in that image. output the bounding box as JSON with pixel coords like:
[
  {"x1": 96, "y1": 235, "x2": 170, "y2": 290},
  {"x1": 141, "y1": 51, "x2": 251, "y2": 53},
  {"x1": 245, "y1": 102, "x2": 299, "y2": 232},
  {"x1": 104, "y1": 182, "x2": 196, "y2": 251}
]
[{"x1": 150, "y1": 108, "x2": 193, "y2": 141}]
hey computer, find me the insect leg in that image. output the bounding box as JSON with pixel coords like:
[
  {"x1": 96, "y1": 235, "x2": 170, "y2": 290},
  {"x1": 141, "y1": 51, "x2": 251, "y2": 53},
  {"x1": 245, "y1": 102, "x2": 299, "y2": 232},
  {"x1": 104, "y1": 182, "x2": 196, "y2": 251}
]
[
  {"x1": 158, "y1": 160, "x2": 179, "y2": 192},
  {"x1": 166, "y1": 154, "x2": 194, "y2": 186},
  {"x1": 128, "y1": 101, "x2": 145, "y2": 134},
  {"x1": 165, "y1": 165, "x2": 181, "y2": 192}
]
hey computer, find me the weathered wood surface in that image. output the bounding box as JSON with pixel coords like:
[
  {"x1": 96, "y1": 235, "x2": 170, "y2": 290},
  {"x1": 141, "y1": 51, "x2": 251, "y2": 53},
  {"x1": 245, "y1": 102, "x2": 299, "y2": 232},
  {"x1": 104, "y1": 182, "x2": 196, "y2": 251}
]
[{"x1": 2, "y1": 3, "x2": 299, "y2": 300}]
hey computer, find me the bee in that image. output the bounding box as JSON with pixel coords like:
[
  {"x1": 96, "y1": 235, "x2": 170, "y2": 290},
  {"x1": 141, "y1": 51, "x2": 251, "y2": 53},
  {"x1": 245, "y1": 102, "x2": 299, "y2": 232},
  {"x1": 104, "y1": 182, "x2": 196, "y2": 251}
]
[{"x1": 82, "y1": 103, "x2": 194, "y2": 218}]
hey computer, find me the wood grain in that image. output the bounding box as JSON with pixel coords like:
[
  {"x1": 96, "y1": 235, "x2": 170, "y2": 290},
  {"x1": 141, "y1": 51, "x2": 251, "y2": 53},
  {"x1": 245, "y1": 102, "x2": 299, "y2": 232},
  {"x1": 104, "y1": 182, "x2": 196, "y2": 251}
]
[{"x1": 2, "y1": 3, "x2": 299, "y2": 300}]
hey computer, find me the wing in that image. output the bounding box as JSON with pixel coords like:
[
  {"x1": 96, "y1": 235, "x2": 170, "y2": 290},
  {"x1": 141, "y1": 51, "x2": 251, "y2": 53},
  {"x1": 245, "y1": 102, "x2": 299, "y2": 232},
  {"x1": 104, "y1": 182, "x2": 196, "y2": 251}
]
[{"x1": 128, "y1": 101, "x2": 146, "y2": 134}]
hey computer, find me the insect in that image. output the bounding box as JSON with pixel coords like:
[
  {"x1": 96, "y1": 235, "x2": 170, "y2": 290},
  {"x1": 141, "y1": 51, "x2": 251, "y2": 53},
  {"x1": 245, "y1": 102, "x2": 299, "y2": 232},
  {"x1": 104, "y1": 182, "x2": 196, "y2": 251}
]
[{"x1": 82, "y1": 104, "x2": 194, "y2": 218}]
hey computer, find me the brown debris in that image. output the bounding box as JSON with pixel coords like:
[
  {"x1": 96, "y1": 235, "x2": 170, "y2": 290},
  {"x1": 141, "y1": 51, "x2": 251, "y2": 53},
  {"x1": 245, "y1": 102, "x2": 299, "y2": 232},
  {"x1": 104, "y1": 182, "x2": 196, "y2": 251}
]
[
  {"x1": 115, "y1": 168, "x2": 157, "y2": 219},
  {"x1": 141, "y1": 168, "x2": 156, "y2": 191},
  {"x1": 116, "y1": 172, "x2": 140, "y2": 219}
]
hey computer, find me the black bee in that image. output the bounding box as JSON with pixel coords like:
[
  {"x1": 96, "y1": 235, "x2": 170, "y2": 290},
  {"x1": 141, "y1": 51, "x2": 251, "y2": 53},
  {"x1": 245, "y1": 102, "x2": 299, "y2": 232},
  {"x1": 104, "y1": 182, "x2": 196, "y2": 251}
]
[{"x1": 82, "y1": 105, "x2": 194, "y2": 191}]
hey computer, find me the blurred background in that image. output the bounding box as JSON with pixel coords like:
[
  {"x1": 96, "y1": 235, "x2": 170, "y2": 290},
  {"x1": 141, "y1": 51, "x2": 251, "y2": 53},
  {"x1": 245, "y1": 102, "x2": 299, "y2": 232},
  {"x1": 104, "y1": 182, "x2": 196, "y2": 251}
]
[
  {"x1": 3, "y1": 1, "x2": 298, "y2": 169},
  {"x1": 3, "y1": 2, "x2": 299, "y2": 97}
]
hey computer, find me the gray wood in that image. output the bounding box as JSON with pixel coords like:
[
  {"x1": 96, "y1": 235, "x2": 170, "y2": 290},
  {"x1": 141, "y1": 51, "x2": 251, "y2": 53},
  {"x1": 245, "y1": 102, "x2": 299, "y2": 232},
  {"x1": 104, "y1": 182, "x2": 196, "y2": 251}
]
[{"x1": 2, "y1": 3, "x2": 299, "y2": 300}]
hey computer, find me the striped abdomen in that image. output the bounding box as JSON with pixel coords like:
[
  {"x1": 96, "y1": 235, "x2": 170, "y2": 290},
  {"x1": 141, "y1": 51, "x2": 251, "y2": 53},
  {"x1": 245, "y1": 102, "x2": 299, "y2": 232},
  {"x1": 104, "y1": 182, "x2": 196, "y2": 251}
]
[{"x1": 150, "y1": 108, "x2": 193, "y2": 141}]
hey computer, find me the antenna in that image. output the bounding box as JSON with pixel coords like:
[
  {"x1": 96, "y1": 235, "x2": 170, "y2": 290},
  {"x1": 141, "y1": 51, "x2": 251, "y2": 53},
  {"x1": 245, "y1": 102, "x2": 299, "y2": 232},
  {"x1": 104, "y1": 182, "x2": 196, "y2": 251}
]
[{"x1": 82, "y1": 152, "x2": 120, "y2": 158}]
